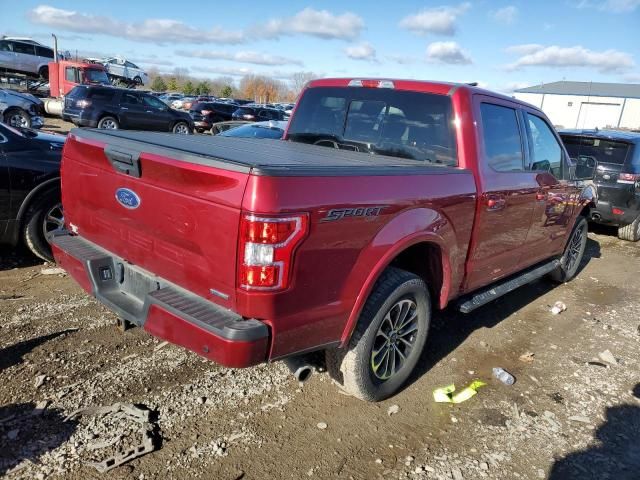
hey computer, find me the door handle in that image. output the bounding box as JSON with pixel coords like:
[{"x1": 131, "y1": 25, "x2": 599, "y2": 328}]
[
  {"x1": 486, "y1": 195, "x2": 506, "y2": 211},
  {"x1": 121, "y1": 107, "x2": 129, "y2": 110}
]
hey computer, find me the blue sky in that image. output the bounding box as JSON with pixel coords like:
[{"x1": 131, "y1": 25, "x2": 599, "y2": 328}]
[{"x1": 1, "y1": 0, "x2": 638, "y2": 92}]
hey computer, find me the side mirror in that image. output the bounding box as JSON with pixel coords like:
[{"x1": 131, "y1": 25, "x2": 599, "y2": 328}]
[{"x1": 571, "y1": 155, "x2": 597, "y2": 181}]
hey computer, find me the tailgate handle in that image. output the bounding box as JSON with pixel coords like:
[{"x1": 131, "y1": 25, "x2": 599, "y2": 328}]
[{"x1": 104, "y1": 146, "x2": 142, "y2": 178}]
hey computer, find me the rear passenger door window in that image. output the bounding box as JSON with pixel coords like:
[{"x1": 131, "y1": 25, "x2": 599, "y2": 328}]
[
  {"x1": 525, "y1": 113, "x2": 563, "y2": 178},
  {"x1": 480, "y1": 103, "x2": 524, "y2": 172}
]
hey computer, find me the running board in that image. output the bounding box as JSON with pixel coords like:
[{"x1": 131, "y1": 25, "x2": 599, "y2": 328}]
[{"x1": 458, "y1": 259, "x2": 561, "y2": 314}]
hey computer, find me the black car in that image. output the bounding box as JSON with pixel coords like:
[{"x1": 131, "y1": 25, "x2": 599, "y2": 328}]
[
  {"x1": 231, "y1": 106, "x2": 285, "y2": 122},
  {"x1": 189, "y1": 101, "x2": 238, "y2": 133},
  {"x1": 560, "y1": 129, "x2": 640, "y2": 241},
  {"x1": 63, "y1": 86, "x2": 194, "y2": 134},
  {"x1": 0, "y1": 122, "x2": 65, "y2": 261}
]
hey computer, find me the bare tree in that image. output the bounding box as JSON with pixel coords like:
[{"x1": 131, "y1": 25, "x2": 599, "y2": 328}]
[{"x1": 290, "y1": 72, "x2": 318, "y2": 97}]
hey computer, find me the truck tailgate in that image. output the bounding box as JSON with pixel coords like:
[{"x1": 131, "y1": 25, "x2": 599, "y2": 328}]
[{"x1": 61, "y1": 129, "x2": 250, "y2": 308}]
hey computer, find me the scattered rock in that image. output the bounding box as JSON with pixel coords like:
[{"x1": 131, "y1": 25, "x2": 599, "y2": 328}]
[
  {"x1": 598, "y1": 349, "x2": 618, "y2": 366},
  {"x1": 154, "y1": 341, "x2": 169, "y2": 351},
  {"x1": 375, "y1": 458, "x2": 383, "y2": 464},
  {"x1": 568, "y1": 415, "x2": 591, "y2": 424},
  {"x1": 519, "y1": 352, "x2": 535, "y2": 363},
  {"x1": 480, "y1": 462, "x2": 489, "y2": 471},
  {"x1": 40, "y1": 267, "x2": 66, "y2": 275},
  {"x1": 387, "y1": 404, "x2": 399, "y2": 416},
  {"x1": 34, "y1": 374, "x2": 46, "y2": 388},
  {"x1": 550, "y1": 301, "x2": 567, "y2": 315},
  {"x1": 316, "y1": 422, "x2": 327, "y2": 430}
]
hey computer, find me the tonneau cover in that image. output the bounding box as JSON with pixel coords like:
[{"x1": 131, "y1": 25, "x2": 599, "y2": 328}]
[{"x1": 72, "y1": 128, "x2": 466, "y2": 177}]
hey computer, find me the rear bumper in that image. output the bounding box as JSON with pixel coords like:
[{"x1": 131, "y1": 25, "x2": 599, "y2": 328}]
[
  {"x1": 51, "y1": 233, "x2": 269, "y2": 368},
  {"x1": 591, "y1": 199, "x2": 640, "y2": 226}
]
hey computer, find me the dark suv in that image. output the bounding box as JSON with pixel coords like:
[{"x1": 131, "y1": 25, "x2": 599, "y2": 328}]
[
  {"x1": 232, "y1": 106, "x2": 285, "y2": 122},
  {"x1": 63, "y1": 86, "x2": 194, "y2": 134},
  {"x1": 560, "y1": 129, "x2": 640, "y2": 241},
  {"x1": 189, "y1": 101, "x2": 237, "y2": 132}
]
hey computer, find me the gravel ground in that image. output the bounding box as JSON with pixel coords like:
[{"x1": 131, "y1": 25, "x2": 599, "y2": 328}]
[{"x1": 1, "y1": 224, "x2": 639, "y2": 479}]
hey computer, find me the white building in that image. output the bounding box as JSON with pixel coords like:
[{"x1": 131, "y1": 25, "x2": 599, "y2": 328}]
[{"x1": 513, "y1": 81, "x2": 640, "y2": 130}]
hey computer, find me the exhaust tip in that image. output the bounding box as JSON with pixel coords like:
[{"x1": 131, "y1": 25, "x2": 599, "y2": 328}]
[
  {"x1": 283, "y1": 356, "x2": 315, "y2": 383},
  {"x1": 293, "y1": 366, "x2": 313, "y2": 383}
]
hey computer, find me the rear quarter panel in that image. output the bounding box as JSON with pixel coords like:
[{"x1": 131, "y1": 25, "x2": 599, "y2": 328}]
[{"x1": 239, "y1": 171, "x2": 476, "y2": 359}]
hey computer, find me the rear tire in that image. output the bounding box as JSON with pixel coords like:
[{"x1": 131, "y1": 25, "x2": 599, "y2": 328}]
[
  {"x1": 23, "y1": 189, "x2": 63, "y2": 262},
  {"x1": 617, "y1": 215, "x2": 640, "y2": 242},
  {"x1": 550, "y1": 216, "x2": 588, "y2": 283},
  {"x1": 326, "y1": 267, "x2": 430, "y2": 402},
  {"x1": 133, "y1": 76, "x2": 142, "y2": 86},
  {"x1": 38, "y1": 66, "x2": 49, "y2": 80},
  {"x1": 97, "y1": 116, "x2": 119, "y2": 130}
]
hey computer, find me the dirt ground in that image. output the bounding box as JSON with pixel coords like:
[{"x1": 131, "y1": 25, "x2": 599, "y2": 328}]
[{"x1": 1, "y1": 225, "x2": 639, "y2": 480}]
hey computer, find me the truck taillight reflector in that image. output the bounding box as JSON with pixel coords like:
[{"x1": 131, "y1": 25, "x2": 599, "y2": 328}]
[
  {"x1": 239, "y1": 214, "x2": 308, "y2": 290},
  {"x1": 348, "y1": 79, "x2": 395, "y2": 89}
]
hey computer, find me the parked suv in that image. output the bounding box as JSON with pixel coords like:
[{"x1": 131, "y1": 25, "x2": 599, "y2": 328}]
[
  {"x1": 189, "y1": 101, "x2": 238, "y2": 132},
  {"x1": 560, "y1": 130, "x2": 640, "y2": 241},
  {"x1": 63, "y1": 86, "x2": 194, "y2": 134},
  {"x1": 0, "y1": 37, "x2": 54, "y2": 79},
  {"x1": 232, "y1": 106, "x2": 285, "y2": 122}
]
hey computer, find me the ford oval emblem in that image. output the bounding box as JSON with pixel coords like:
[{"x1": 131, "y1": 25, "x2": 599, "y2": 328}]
[{"x1": 115, "y1": 188, "x2": 141, "y2": 209}]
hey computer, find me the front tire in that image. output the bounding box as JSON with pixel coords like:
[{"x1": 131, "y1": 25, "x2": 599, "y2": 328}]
[
  {"x1": 326, "y1": 268, "x2": 430, "y2": 402},
  {"x1": 23, "y1": 189, "x2": 63, "y2": 262},
  {"x1": 617, "y1": 215, "x2": 640, "y2": 242},
  {"x1": 4, "y1": 109, "x2": 31, "y2": 129},
  {"x1": 172, "y1": 121, "x2": 190, "y2": 134},
  {"x1": 133, "y1": 76, "x2": 142, "y2": 86},
  {"x1": 550, "y1": 216, "x2": 588, "y2": 283},
  {"x1": 97, "y1": 116, "x2": 119, "y2": 130}
]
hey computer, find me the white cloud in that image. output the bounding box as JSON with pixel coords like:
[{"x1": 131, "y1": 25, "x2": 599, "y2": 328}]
[
  {"x1": 506, "y1": 44, "x2": 635, "y2": 72},
  {"x1": 490, "y1": 6, "x2": 518, "y2": 24},
  {"x1": 426, "y1": 41, "x2": 472, "y2": 64},
  {"x1": 176, "y1": 50, "x2": 302, "y2": 66},
  {"x1": 27, "y1": 5, "x2": 364, "y2": 45},
  {"x1": 622, "y1": 72, "x2": 640, "y2": 82},
  {"x1": 399, "y1": 3, "x2": 471, "y2": 36},
  {"x1": 344, "y1": 42, "x2": 377, "y2": 61},
  {"x1": 574, "y1": 0, "x2": 640, "y2": 12},
  {"x1": 197, "y1": 65, "x2": 293, "y2": 80},
  {"x1": 262, "y1": 8, "x2": 364, "y2": 40},
  {"x1": 27, "y1": 5, "x2": 245, "y2": 44}
]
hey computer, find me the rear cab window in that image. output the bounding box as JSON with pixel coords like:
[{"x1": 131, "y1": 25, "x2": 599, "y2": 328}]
[{"x1": 287, "y1": 86, "x2": 457, "y2": 165}]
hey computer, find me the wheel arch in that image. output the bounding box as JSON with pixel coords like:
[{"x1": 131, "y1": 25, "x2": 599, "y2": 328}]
[
  {"x1": 339, "y1": 207, "x2": 458, "y2": 347},
  {"x1": 16, "y1": 177, "x2": 61, "y2": 227}
]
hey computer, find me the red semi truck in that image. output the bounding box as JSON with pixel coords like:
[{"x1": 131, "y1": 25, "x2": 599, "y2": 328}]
[{"x1": 52, "y1": 78, "x2": 597, "y2": 401}]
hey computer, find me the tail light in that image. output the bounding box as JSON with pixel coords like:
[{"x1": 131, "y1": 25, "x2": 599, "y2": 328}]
[
  {"x1": 238, "y1": 213, "x2": 308, "y2": 291},
  {"x1": 76, "y1": 99, "x2": 91, "y2": 108},
  {"x1": 617, "y1": 173, "x2": 640, "y2": 184},
  {"x1": 201, "y1": 109, "x2": 212, "y2": 115}
]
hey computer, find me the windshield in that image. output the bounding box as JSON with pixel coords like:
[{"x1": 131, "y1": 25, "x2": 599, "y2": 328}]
[
  {"x1": 220, "y1": 123, "x2": 284, "y2": 139},
  {"x1": 562, "y1": 135, "x2": 633, "y2": 166},
  {"x1": 80, "y1": 69, "x2": 110, "y2": 85},
  {"x1": 287, "y1": 86, "x2": 457, "y2": 165}
]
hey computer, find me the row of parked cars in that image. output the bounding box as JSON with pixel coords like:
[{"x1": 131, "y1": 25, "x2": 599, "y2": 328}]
[{"x1": 61, "y1": 85, "x2": 290, "y2": 135}]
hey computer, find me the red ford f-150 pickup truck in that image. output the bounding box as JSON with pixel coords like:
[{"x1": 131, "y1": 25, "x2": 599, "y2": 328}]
[{"x1": 52, "y1": 78, "x2": 596, "y2": 401}]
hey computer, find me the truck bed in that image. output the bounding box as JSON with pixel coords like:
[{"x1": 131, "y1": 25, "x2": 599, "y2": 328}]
[{"x1": 71, "y1": 128, "x2": 467, "y2": 177}]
